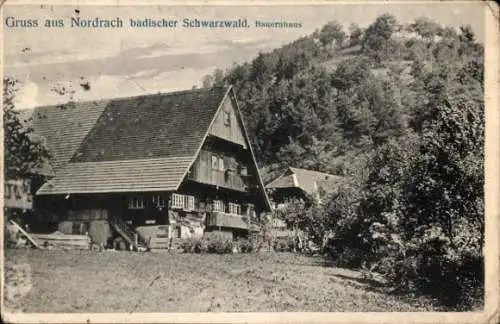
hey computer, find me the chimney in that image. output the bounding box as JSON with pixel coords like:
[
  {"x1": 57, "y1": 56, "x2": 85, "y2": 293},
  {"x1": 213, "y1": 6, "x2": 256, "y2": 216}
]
[{"x1": 292, "y1": 174, "x2": 299, "y2": 187}]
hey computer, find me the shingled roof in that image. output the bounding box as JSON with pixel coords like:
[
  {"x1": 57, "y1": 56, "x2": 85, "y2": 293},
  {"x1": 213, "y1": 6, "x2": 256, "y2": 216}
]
[
  {"x1": 71, "y1": 86, "x2": 228, "y2": 162},
  {"x1": 266, "y1": 167, "x2": 342, "y2": 197},
  {"x1": 37, "y1": 157, "x2": 192, "y2": 194},
  {"x1": 36, "y1": 87, "x2": 229, "y2": 195},
  {"x1": 30, "y1": 100, "x2": 109, "y2": 171}
]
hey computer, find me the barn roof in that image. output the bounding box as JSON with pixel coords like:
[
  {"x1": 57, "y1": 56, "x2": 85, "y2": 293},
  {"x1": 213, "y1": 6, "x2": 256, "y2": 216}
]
[{"x1": 266, "y1": 167, "x2": 342, "y2": 197}]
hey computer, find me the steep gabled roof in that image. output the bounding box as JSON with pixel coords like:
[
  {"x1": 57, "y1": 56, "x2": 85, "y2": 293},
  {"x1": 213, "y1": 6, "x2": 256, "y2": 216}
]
[
  {"x1": 266, "y1": 167, "x2": 342, "y2": 197},
  {"x1": 71, "y1": 86, "x2": 228, "y2": 162},
  {"x1": 36, "y1": 87, "x2": 228, "y2": 195}
]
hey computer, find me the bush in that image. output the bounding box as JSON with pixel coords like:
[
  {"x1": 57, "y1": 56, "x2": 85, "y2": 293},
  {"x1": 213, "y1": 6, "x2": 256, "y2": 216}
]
[
  {"x1": 4, "y1": 225, "x2": 18, "y2": 249},
  {"x1": 235, "y1": 238, "x2": 254, "y2": 253},
  {"x1": 180, "y1": 236, "x2": 205, "y2": 253},
  {"x1": 205, "y1": 232, "x2": 234, "y2": 254},
  {"x1": 335, "y1": 247, "x2": 367, "y2": 268},
  {"x1": 273, "y1": 236, "x2": 295, "y2": 252}
]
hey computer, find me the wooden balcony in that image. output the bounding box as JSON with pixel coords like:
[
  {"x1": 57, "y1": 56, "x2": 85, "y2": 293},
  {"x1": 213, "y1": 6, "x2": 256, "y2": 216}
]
[{"x1": 206, "y1": 212, "x2": 248, "y2": 230}]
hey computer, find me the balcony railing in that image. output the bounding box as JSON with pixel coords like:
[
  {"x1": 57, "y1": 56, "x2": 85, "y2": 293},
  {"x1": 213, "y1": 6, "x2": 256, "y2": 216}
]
[{"x1": 206, "y1": 212, "x2": 248, "y2": 230}]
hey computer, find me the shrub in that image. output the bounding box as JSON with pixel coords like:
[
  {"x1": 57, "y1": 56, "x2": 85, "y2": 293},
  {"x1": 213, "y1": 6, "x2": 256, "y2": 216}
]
[
  {"x1": 273, "y1": 236, "x2": 295, "y2": 252},
  {"x1": 335, "y1": 247, "x2": 367, "y2": 268},
  {"x1": 235, "y1": 238, "x2": 254, "y2": 253},
  {"x1": 205, "y1": 232, "x2": 234, "y2": 254},
  {"x1": 385, "y1": 226, "x2": 484, "y2": 309},
  {"x1": 180, "y1": 236, "x2": 205, "y2": 253},
  {"x1": 4, "y1": 225, "x2": 18, "y2": 249}
]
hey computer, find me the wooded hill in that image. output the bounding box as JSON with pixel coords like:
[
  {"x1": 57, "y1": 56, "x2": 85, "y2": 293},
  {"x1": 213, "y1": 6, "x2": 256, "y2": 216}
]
[
  {"x1": 200, "y1": 15, "x2": 483, "y2": 180},
  {"x1": 200, "y1": 14, "x2": 484, "y2": 310}
]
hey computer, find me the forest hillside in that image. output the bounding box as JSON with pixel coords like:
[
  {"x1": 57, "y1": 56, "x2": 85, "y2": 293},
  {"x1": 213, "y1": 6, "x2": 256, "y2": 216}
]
[{"x1": 200, "y1": 14, "x2": 484, "y2": 310}]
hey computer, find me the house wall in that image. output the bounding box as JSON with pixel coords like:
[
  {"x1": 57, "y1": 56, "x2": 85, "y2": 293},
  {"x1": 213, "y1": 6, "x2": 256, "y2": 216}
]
[
  {"x1": 36, "y1": 193, "x2": 169, "y2": 246},
  {"x1": 188, "y1": 144, "x2": 251, "y2": 192},
  {"x1": 208, "y1": 95, "x2": 247, "y2": 147},
  {"x1": 268, "y1": 187, "x2": 308, "y2": 205},
  {"x1": 57, "y1": 208, "x2": 111, "y2": 246}
]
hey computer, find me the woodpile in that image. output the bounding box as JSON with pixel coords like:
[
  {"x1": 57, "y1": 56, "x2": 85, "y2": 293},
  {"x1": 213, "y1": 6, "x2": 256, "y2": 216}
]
[{"x1": 31, "y1": 231, "x2": 91, "y2": 250}]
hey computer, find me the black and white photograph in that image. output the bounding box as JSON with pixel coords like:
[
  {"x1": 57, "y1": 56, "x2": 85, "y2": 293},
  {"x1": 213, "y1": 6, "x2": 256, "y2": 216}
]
[{"x1": 1, "y1": 1, "x2": 498, "y2": 323}]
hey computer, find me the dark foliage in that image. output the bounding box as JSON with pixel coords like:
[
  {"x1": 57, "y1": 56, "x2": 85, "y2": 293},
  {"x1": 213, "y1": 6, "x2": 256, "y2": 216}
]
[{"x1": 198, "y1": 14, "x2": 484, "y2": 309}]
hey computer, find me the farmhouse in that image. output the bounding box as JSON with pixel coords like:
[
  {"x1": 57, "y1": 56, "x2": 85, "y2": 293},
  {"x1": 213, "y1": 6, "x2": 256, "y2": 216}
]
[
  {"x1": 26, "y1": 86, "x2": 271, "y2": 250},
  {"x1": 265, "y1": 167, "x2": 342, "y2": 208}
]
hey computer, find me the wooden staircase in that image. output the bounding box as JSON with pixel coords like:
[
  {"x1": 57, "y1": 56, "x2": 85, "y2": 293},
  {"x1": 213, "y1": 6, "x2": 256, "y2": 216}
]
[{"x1": 109, "y1": 217, "x2": 148, "y2": 252}]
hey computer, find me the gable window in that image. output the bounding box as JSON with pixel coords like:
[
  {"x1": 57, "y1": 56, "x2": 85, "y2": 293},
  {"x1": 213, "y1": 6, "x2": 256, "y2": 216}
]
[
  {"x1": 218, "y1": 157, "x2": 225, "y2": 171},
  {"x1": 228, "y1": 202, "x2": 241, "y2": 215},
  {"x1": 211, "y1": 155, "x2": 218, "y2": 169},
  {"x1": 152, "y1": 195, "x2": 166, "y2": 208},
  {"x1": 128, "y1": 196, "x2": 145, "y2": 209},
  {"x1": 223, "y1": 110, "x2": 231, "y2": 127},
  {"x1": 213, "y1": 200, "x2": 226, "y2": 213},
  {"x1": 171, "y1": 193, "x2": 184, "y2": 209}
]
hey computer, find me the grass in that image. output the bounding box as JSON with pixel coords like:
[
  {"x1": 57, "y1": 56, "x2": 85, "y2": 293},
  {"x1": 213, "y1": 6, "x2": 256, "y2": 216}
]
[{"x1": 4, "y1": 249, "x2": 440, "y2": 313}]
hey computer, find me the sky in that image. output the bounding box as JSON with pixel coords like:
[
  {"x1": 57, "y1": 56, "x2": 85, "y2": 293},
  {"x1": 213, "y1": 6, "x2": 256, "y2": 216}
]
[{"x1": 2, "y1": 2, "x2": 485, "y2": 109}]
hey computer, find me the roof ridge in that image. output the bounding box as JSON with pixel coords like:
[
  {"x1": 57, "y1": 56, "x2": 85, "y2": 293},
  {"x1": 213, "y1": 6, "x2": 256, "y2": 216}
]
[
  {"x1": 33, "y1": 86, "x2": 230, "y2": 111},
  {"x1": 62, "y1": 156, "x2": 193, "y2": 166},
  {"x1": 289, "y1": 166, "x2": 334, "y2": 176}
]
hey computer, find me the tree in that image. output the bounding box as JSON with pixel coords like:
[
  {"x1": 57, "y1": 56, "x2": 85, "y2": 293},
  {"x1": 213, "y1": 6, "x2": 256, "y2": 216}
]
[
  {"x1": 202, "y1": 74, "x2": 214, "y2": 88},
  {"x1": 348, "y1": 23, "x2": 363, "y2": 46},
  {"x1": 407, "y1": 17, "x2": 441, "y2": 40},
  {"x1": 362, "y1": 13, "x2": 400, "y2": 63},
  {"x1": 212, "y1": 68, "x2": 225, "y2": 86},
  {"x1": 319, "y1": 21, "x2": 346, "y2": 48},
  {"x1": 3, "y1": 77, "x2": 50, "y2": 179}
]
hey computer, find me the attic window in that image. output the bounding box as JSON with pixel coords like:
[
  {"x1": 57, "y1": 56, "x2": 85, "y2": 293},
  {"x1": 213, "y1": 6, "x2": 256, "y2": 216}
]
[
  {"x1": 218, "y1": 157, "x2": 225, "y2": 171},
  {"x1": 223, "y1": 110, "x2": 231, "y2": 127}
]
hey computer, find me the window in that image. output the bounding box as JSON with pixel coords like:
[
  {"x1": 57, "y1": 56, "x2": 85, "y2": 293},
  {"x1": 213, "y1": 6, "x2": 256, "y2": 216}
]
[
  {"x1": 184, "y1": 195, "x2": 195, "y2": 210},
  {"x1": 171, "y1": 193, "x2": 195, "y2": 210},
  {"x1": 218, "y1": 157, "x2": 225, "y2": 171},
  {"x1": 152, "y1": 195, "x2": 166, "y2": 208},
  {"x1": 213, "y1": 200, "x2": 226, "y2": 213},
  {"x1": 128, "y1": 196, "x2": 145, "y2": 209},
  {"x1": 171, "y1": 193, "x2": 184, "y2": 209},
  {"x1": 72, "y1": 222, "x2": 88, "y2": 235},
  {"x1": 211, "y1": 155, "x2": 218, "y2": 169},
  {"x1": 223, "y1": 110, "x2": 231, "y2": 126},
  {"x1": 228, "y1": 202, "x2": 241, "y2": 215}
]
